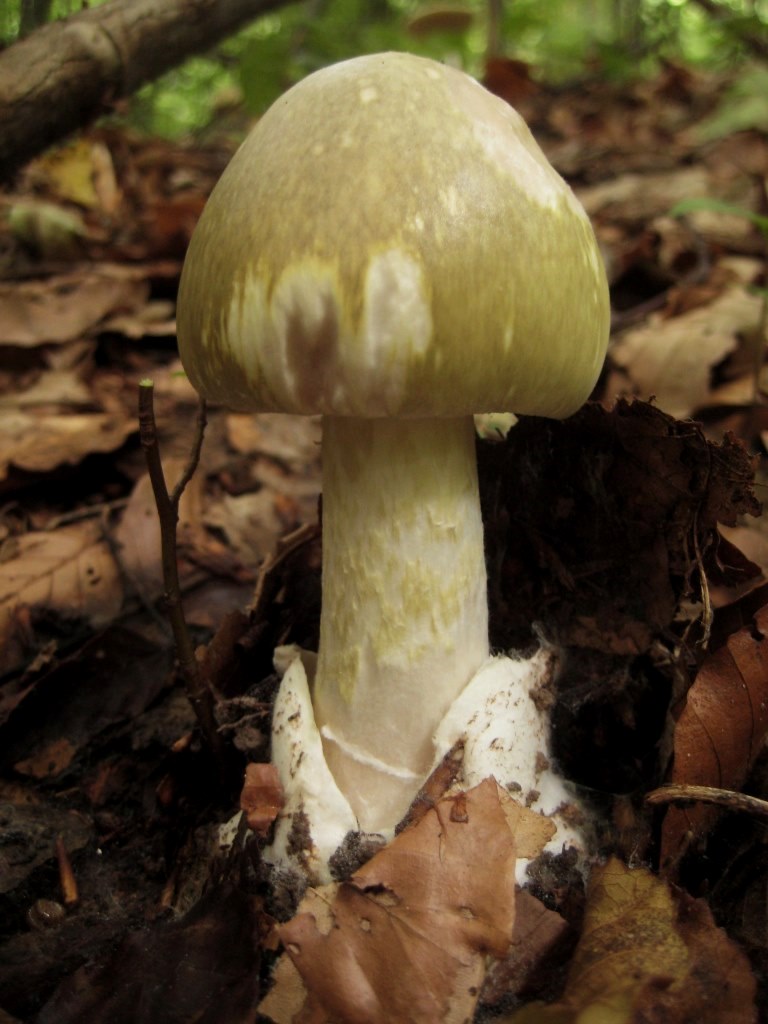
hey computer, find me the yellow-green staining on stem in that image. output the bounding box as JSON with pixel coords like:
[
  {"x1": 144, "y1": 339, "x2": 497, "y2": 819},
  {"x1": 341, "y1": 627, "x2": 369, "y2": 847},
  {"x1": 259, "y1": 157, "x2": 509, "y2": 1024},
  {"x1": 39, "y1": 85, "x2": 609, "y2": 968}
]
[{"x1": 315, "y1": 416, "x2": 488, "y2": 830}]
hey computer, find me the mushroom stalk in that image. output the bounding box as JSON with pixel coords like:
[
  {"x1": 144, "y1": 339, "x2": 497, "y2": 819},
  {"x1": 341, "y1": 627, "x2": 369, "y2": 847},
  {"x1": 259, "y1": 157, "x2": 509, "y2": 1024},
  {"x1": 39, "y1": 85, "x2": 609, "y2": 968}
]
[{"x1": 314, "y1": 415, "x2": 489, "y2": 831}]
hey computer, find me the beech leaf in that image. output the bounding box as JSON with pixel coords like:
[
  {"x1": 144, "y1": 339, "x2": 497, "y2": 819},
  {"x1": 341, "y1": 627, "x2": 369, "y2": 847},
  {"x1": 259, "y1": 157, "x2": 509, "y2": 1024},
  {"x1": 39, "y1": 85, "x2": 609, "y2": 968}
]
[
  {"x1": 508, "y1": 857, "x2": 756, "y2": 1023},
  {"x1": 0, "y1": 522, "x2": 122, "y2": 676},
  {"x1": 260, "y1": 779, "x2": 553, "y2": 1024},
  {"x1": 661, "y1": 602, "x2": 768, "y2": 872}
]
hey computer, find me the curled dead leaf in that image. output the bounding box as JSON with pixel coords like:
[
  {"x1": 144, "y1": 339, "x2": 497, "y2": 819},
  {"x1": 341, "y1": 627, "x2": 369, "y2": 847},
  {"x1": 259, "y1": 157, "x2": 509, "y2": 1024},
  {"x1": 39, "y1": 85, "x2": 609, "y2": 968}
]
[
  {"x1": 509, "y1": 857, "x2": 756, "y2": 1023},
  {"x1": 240, "y1": 762, "x2": 284, "y2": 834},
  {"x1": 611, "y1": 283, "x2": 761, "y2": 419},
  {"x1": 0, "y1": 408, "x2": 136, "y2": 481},
  {"x1": 0, "y1": 521, "x2": 122, "y2": 676},
  {"x1": 0, "y1": 267, "x2": 149, "y2": 347},
  {"x1": 260, "y1": 779, "x2": 552, "y2": 1024},
  {"x1": 660, "y1": 602, "x2": 768, "y2": 873}
]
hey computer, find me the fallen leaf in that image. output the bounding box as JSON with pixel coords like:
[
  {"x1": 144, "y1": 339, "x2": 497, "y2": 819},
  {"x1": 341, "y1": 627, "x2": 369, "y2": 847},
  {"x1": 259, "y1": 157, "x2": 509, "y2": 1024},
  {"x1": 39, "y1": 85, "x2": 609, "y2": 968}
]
[
  {"x1": 508, "y1": 857, "x2": 756, "y2": 1023},
  {"x1": 260, "y1": 779, "x2": 552, "y2": 1024},
  {"x1": 578, "y1": 166, "x2": 711, "y2": 224},
  {"x1": 0, "y1": 522, "x2": 122, "y2": 676},
  {"x1": 0, "y1": 408, "x2": 136, "y2": 481},
  {"x1": 2, "y1": 626, "x2": 174, "y2": 780},
  {"x1": 0, "y1": 369, "x2": 93, "y2": 409},
  {"x1": 14, "y1": 737, "x2": 78, "y2": 779},
  {"x1": 0, "y1": 800, "x2": 93, "y2": 894},
  {"x1": 34, "y1": 883, "x2": 265, "y2": 1024},
  {"x1": 240, "y1": 762, "x2": 284, "y2": 833},
  {"x1": 0, "y1": 267, "x2": 150, "y2": 347},
  {"x1": 660, "y1": 602, "x2": 768, "y2": 872},
  {"x1": 226, "y1": 412, "x2": 321, "y2": 465},
  {"x1": 481, "y1": 889, "x2": 572, "y2": 1009},
  {"x1": 204, "y1": 490, "x2": 288, "y2": 567},
  {"x1": 8, "y1": 200, "x2": 88, "y2": 260},
  {"x1": 610, "y1": 283, "x2": 762, "y2": 418},
  {"x1": 29, "y1": 138, "x2": 120, "y2": 211},
  {"x1": 114, "y1": 461, "x2": 205, "y2": 597}
]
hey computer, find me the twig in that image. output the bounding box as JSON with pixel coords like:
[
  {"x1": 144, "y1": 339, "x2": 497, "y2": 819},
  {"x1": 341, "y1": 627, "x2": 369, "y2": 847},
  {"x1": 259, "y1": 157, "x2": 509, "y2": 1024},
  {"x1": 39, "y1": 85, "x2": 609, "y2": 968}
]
[
  {"x1": 249, "y1": 521, "x2": 320, "y2": 621},
  {"x1": 138, "y1": 380, "x2": 225, "y2": 761},
  {"x1": 691, "y1": 509, "x2": 712, "y2": 649},
  {"x1": 646, "y1": 783, "x2": 768, "y2": 820},
  {"x1": 55, "y1": 834, "x2": 79, "y2": 906}
]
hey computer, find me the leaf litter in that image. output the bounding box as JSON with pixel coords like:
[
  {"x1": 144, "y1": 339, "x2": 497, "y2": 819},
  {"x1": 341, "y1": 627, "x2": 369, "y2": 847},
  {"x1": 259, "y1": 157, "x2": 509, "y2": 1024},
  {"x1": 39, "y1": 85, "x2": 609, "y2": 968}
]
[
  {"x1": 0, "y1": 57, "x2": 768, "y2": 1024},
  {"x1": 260, "y1": 780, "x2": 553, "y2": 1024}
]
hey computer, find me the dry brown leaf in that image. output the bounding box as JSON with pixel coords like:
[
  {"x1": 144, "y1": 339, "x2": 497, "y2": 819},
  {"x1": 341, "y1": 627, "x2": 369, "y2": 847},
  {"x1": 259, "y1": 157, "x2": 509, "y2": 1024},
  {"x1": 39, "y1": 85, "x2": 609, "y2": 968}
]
[
  {"x1": 0, "y1": 521, "x2": 122, "y2": 676},
  {"x1": 718, "y1": 524, "x2": 768, "y2": 586},
  {"x1": 99, "y1": 299, "x2": 176, "y2": 339},
  {"x1": 508, "y1": 857, "x2": 756, "y2": 1023},
  {"x1": 226, "y1": 413, "x2": 321, "y2": 466},
  {"x1": 0, "y1": 368, "x2": 93, "y2": 409},
  {"x1": 0, "y1": 267, "x2": 149, "y2": 347},
  {"x1": 577, "y1": 166, "x2": 717, "y2": 224},
  {"x1": 260, "y1": 779, "x2": 549, "y2": 1024},
  {"x1": 204, "y1": 491, "x2": 285, "y2": 567},
  {"x1": 481, "y1": 888, "x2": 571, "y2": 1010},
  {"x1": 0, "y1": 408, "x2": 136, "y2": 480},
  {"x1": 660, "y1": 602, "x2": 768, "y2": 872},
  {"x1": 33, "y1": 883, "x2": 265, "y2": 1023},
  {"x1": 30, "y1": 138, "x2": 120, "y2": 211},
  {"x1": 610, "y1": 284, "x2": 762, "y2": 418},
  {"x1": 114, "y1": 461, "x2": 205, "y2": 596},
  {"x1": 240, "y1": 762, "x2": 283, "y2": 834},
  {"x1": 15, "y1": 736, "x2": 78, "y2": 778}
]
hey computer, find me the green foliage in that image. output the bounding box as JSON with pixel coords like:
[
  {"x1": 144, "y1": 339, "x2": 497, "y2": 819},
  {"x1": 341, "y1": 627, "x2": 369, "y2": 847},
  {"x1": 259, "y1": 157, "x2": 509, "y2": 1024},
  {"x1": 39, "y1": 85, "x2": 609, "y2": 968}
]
[
  {"x1": 695, "y1": 65, "x2": 768, "y2": 138},
  {"x1": 671, "y1": 197, "x2": 768, "y2": 236},
  {"x1": 129, "y1": 58, "x2": 242, "y2": 140},
  {"x1": 236, "y1": 0, "x2": 482, "y2": 115},
  {"x1": 1, "y1": 0, "x2": 111, "y2": 42},
  {"x1": 2, "y1": 0, "x2": 768, "y2": 137}
]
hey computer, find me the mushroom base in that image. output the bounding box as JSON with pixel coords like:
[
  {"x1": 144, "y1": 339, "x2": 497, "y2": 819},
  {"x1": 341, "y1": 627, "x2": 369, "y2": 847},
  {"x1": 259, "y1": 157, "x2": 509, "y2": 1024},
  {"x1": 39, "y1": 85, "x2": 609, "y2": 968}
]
[
  {"x1": 265, "y1": 645, "x2": 589, "y2": 886},
  {"x1": 313, "y1": 415, "x2": 490, "y2": 832}
]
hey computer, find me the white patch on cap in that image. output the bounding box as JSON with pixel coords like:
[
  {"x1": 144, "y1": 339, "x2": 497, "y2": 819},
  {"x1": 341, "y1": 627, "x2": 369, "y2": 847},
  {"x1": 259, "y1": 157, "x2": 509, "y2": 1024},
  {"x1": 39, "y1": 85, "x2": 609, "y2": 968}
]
[
  {"x1": 440, "y1": 186, "x2": 461, "y2": 217},
  {"x1": 451, "y1": 72, "x2": 566, "y2": 210},
  {"x1": 361, "y1": 249, "x2": 432, "y2": 411},
  {"x1": 225, "y1": 276, "x2": 270, "y2": 389},
  {"x1": 359, "y1": 85, "x2": 378, "y2": 103}
]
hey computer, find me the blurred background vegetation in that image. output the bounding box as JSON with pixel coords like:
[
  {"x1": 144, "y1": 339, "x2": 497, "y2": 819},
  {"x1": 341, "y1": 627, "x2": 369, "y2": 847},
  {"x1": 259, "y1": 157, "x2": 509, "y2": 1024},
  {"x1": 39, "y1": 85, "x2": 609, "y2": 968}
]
[{"x1": 1, "y1": 0, "x2": 767, "y2": 138}]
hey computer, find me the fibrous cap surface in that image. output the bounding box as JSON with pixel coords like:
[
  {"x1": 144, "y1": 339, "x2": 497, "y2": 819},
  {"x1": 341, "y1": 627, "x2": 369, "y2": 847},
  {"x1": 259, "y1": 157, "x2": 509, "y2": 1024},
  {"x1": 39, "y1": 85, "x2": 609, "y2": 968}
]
[{"x1": 177, "y1": 51, "x2": 610, "y2": 418}]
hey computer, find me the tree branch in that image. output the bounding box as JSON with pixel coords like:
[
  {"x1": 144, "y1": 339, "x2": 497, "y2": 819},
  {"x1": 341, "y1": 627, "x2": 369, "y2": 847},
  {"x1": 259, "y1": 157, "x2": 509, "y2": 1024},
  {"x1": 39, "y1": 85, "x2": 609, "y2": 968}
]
[{"x1": 0, "y1": 0, "x2": 294, "y2": 181}]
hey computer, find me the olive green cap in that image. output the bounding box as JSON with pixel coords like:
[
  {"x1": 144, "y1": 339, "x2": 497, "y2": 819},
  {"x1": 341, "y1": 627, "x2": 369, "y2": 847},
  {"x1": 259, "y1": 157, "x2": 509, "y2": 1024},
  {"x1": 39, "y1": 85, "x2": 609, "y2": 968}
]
[{"x1": 177, "y1": 51, "x2": 609, "y2": 418}]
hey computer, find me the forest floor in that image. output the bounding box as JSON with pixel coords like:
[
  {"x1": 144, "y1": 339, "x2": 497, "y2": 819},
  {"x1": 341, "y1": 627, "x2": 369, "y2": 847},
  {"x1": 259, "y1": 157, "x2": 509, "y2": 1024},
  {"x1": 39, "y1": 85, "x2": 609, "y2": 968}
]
[{"x1": 1, "y1": 57, "x2": 768, "y2": 1023}]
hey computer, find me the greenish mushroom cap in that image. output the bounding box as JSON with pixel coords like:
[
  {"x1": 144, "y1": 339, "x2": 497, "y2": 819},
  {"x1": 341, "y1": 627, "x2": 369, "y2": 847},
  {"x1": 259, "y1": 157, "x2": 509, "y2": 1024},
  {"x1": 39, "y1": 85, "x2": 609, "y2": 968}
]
[{"x1": 177, "y1": 52, "x2": 609, "y2": 418}]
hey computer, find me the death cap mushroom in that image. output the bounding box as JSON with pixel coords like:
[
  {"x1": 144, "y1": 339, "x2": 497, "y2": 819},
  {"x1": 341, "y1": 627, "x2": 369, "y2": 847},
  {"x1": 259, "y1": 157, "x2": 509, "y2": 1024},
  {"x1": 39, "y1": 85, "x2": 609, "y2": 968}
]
[{"x1": 176, "y1": 51, "x2": 609, "y2": 420}]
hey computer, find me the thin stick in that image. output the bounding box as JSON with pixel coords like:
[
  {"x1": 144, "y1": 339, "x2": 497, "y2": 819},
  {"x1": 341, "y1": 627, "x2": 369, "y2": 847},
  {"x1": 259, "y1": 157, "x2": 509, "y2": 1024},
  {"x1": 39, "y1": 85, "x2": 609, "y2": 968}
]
[
  {"x1": 55, "y1": 835, "x2": 79, "y2": 906},
  {"x1": 646, "y1": 783, "x2": 768, "y2": 820},
  {"x1": 138, "y1": 380, "x2": 224, "y2": 760},
  {"x1": 249, "y1": 521, "x2": 320, "y2": 621}
]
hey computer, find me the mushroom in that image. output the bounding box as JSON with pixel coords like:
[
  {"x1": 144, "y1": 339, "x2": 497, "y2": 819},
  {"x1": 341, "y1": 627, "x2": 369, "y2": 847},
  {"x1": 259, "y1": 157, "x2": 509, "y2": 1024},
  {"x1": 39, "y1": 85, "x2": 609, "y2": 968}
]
[{"x1": 177, "y1": 52, "x2": 610, "y2": 873}]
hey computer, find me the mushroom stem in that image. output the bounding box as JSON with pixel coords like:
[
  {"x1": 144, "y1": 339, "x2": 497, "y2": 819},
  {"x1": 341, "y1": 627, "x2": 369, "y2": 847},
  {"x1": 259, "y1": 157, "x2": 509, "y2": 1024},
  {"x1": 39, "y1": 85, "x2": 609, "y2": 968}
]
[{"x1": 314, "y1": 415, "x2": 489, "y2": 832}]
